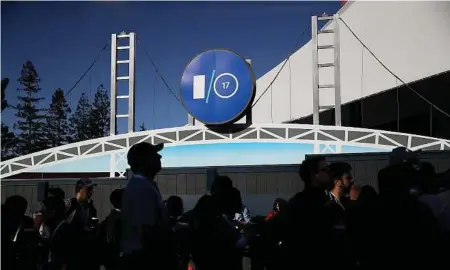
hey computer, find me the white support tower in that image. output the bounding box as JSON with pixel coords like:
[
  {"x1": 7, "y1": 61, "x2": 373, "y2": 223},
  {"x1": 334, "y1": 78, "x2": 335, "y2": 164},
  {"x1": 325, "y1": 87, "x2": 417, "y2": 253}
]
[
  {"x1": 312, "y1": 14, "x2": 342, "y2": 126},
  {"x1": 110, "y1": 32, "x2": 136, "y2": 135}
]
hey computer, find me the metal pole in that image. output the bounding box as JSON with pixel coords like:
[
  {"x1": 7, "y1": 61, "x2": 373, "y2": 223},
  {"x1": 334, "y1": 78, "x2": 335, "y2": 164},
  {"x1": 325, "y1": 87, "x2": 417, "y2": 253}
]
[
  {"x1": 188, "y1": 115, "x2": 195, "y2": 126},
  {"x1": 333, "y1": 14, "x2": 342, "y2": 126},
  {"x1": 246, "y1": 59, "x2": 253, "y2": 125},
  {"x1": 110, "y1": 34, "x2": 118, "y2": 136},
  {"x1": 128, "y1": 33, "x2": 136, "y2": 133},
  {"x1": 311, "y1": 16, "x2": 319, "y2": 125},
  {"x1": 429, "y1": 105, "x2": 433, "y2": 137}
]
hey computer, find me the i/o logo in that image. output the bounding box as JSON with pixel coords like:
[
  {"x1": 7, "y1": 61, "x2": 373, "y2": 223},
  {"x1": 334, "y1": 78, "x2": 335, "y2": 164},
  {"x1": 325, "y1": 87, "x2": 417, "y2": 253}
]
[
  {"x1": 180, "y1": 49, "x2": 256, "y2": 125},
  {"x1": 193, "y1": 71, "x2": 239, "y2": 103}
]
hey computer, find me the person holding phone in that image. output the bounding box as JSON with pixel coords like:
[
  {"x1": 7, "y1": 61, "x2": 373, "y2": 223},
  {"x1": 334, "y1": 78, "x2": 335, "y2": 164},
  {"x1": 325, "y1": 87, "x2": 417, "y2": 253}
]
[{"x1": 59, "y1": 178, "x2": 99, "y2": 270}]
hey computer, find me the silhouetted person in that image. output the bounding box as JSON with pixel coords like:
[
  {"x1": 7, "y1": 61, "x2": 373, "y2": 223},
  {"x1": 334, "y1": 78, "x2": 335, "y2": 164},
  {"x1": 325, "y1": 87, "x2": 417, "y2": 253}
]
[
  {"x1": 59, "y1": 178, "x2": 99, "y2": 270},
  {"x1": 363, "y1": 162, "x2": 440, "y2": 269},
  {"x1": 265, "y1": 198, "x2": 287, "y2": 221},
  {"x1": 2, "y1": 195, "x2": 36, "y2": 270},
  {"x1": 166, "y1": 195, "x2": 184, "y2": 221},
  {"x1": 327, "y1": 162, "x2": 353, "y2": 210},
  {"x1": 267, "y1": 157, "x2": 335, "y2": 269},
  {"x1": 37, "y1": 196, "x2": 66, "y2": 270},
  {"x1": 99, "y1": 188, "x2": 124, "y2": 270},
  {"x1": 121, "y1": 142, "x2": 177, "y2": 270},
  {"x1": 65, "y1": 178, "x2": 98, "y2": 229},
  {"x1": 210, "y1": 175, "x2": 233, "y2": 196},
  {"x1": 191, "y1": 188, "x2": 248, "y2": 270}
]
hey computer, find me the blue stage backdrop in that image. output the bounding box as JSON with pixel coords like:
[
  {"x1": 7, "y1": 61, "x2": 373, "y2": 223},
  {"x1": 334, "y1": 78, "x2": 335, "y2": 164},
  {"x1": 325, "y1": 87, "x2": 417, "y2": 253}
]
[{"x1": 29, "y1": 142, "x2": 390, "y2": 173}]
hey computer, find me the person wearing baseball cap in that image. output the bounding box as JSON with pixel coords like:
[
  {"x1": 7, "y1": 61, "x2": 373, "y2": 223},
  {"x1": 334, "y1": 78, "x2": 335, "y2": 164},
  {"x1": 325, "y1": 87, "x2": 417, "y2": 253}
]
[
  {"x1": 126, "y1": 142, "x2": 164, "y2": 179},
  {"x1": 388, "y1": 147, "x2": 420, "y2": 167},
  {"x1": 64, "y1": 178, "x2": 98, "y2": 226},
  {"x1": 121, "y1": 142, "x2": 177, "y2": 269}
]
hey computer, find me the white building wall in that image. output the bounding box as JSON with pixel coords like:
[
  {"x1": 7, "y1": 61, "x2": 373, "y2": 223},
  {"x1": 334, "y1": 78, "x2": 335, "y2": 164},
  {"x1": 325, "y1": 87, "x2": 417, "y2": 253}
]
[{"x1": 235, "y1": 1, "x2": 450, "y2": 124}]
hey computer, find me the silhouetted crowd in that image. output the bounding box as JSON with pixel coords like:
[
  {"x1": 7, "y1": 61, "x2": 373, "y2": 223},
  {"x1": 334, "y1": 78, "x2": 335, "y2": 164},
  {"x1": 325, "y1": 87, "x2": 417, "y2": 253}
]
[{"x1": 2, "y1": 142, "x2": 450, "y2": 270}]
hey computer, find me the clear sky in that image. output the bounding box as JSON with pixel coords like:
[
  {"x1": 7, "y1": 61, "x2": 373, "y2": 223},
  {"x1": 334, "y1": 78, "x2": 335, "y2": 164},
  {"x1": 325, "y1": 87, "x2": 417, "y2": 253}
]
[{"x1": 1, "y1": 1, "x2": 340, "y2": 134}]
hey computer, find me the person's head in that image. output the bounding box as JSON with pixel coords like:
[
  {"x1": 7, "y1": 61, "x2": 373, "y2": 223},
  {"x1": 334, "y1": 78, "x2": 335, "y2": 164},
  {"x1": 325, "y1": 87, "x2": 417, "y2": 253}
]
[
  {"x1": 359, "y1": 185, "x2": 377, "y2": 202},
  {"x1": 47, "y1": 187, "x2": 65, "y2": 200},
  {"x1": 41, "y1": 196, "x2": 66, "y2": 222},
  {"x1": 127, "y1": 142, "x2": 164, "y2": 179},
  {"x1": 4, "y1": 195, "x2": 28, "y2": 218},
  {"x1": 193, "y1": 194, "x2": 220, "y2": 221},
  {"x1": 389, "y1": 147, "x2": 420, "y2": 167},
  {"x1": 210, "y1": 175, "x2": 233, "y2": 195},
  {"x1": 166, "y1": 195, "x2": 184, "y2": 218},
  {"x1": 378, "y1": 162, "x2": 416, "y2": 197},
  {"x1": 109, "y1": 188, "x2": 124, "y2": 210},
  {"x1": 216, "y1": 187, "x2": 243, "y2": 216},
  {"x1": 299, "y1": 157, "x2": 330, "y2": 189},
  {"x1": 418, "y1": 162, "x2": 437, "y2": 194},
  {"x1": 273, "y1": 198, "x2": 287, "y2": 212},
  {"x1": 328, "y1": 162, "x2": 354, "y2": 195},
  {"x1": 75, "y1": 178, "x2": 97, "y2": 202}
]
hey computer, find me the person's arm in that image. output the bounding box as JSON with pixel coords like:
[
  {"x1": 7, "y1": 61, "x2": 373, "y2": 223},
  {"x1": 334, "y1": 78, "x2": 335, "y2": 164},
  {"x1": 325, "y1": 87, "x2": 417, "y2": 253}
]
[{"x1": 265, "y1": 211, "x2": 275, "y2": 221}]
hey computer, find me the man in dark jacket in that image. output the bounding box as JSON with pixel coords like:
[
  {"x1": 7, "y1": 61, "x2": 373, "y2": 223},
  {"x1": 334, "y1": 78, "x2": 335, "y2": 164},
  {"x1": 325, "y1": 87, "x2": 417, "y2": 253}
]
[
  {"x1": 99, "y1": 188, "x2": 124, "y2": 270},
  {"x1": 59, "y1": 178, "x2": 99, "y2": 270},
  {"x1": 266, "y1": 157, "x2": 335, "y2": 270}
]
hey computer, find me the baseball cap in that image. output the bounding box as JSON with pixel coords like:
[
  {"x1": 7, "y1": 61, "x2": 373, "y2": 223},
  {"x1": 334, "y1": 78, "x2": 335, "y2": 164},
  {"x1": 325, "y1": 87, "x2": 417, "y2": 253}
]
[
  {"x1": 389, "y1": 147, "x2": 420, "y2": 166},
  {"x1": 76, "y1": 178, "x2": 97, "y2": 191},
  {"x1": 127, "y1": 142, "x2": 164, "y2": 167}
]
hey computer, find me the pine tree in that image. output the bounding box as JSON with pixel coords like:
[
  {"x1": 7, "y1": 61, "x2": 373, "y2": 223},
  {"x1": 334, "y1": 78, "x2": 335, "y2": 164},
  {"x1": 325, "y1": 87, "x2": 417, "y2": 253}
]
[
  {"x1": 89, "y1": 84, "x2": 110, "y2": 138},
  {"x1": 14, "y1": 61, "x2": 47, "y2": 155},
  {"x1": 46, "y1": 88, "x2": 71, "y2": 147},
  {"x1": 69, "y1": 93, "x2": 92, "y2": 142},
  {"x1": 139, "y1": 122, "x2": 146, "y2": 131},
  {"x1": 1, "y1": 78, "x2": 16, "y2": 159},
  {"x1": 1, "y1": 78, "x2": 9, "y2": 111}
]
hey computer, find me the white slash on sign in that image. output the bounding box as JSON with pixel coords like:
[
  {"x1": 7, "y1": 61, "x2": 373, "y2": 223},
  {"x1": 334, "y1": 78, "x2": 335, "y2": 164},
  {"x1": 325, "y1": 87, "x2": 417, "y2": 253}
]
[{"x1": 193, "y1": 75, "x2": 206, "y2": 100}]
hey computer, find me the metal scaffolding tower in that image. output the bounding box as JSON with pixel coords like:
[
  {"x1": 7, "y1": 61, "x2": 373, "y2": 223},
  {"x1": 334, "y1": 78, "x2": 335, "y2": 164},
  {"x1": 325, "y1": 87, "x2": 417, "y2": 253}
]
[
  {"x1": 311, "y1": 14, "x2": 342, "y2": 126},
  {"x1": 110, "y1": 32, "x2": 136, "y2": 135}
]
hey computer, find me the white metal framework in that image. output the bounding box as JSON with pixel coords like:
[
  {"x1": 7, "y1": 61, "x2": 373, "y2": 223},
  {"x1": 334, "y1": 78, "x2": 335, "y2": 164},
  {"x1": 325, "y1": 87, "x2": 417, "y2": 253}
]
[
  {"x1": 110, "y1": 32, "x2": 136, "y2": 135},
  {"x1": 312, "y1": 14, "x2": 342, "y2": 126},
  {"x1": 1, "y1": 124, "x2": 449, "y2": 179}
]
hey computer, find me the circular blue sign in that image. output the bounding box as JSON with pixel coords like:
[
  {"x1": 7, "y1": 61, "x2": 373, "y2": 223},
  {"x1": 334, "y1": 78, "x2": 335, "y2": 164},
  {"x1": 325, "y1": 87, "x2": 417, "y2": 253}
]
[{"x1": 180, "y1": 49, "x2": 256, "y2": 125}]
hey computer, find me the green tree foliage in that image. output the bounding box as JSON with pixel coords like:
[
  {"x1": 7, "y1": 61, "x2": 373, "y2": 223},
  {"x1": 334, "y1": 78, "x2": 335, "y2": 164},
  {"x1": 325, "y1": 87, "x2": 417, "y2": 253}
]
[
  {"x1": 1, "y1": 78, "x2": 9, "y2": 111},
  {"x1": 1, "y1": 78, "x2": 16, "y2": 159},
  {"x1": 139, "y1": 122, "x2": 146, "y2": 131},
  {"x1": 89, "y1": 84, "x2": 110, "y2": 138},
  {"x1": 69, "y1": 93, "x2": 92, "y2": 142},
  {"x1": 46, "y1": 88, "x2": 71, "y2": 147},
  {"x1": 14, "y1": 61, "x2": 47, "y2": 155}
]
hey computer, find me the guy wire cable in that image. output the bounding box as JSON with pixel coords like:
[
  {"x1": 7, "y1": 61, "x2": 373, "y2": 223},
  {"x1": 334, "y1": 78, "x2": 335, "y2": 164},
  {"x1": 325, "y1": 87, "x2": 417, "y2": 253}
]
[
  {"x1": 251, "y1": 21, "x2": 310, "y2": 109},
  {"x1": 41, "y1": 41, "x2": 110, "y2": 123},
  {"x1": 64, "y1": 42, "x2": 110, "y2": 98},
  {"x1": 136, "y1": 37, "x2": 181, "y2": 105},
  {"x1": 340, "y1": 17, "x2": 450, "y2": 119},
  {"x1": 152, "y1": 71, "x2": 157, "y2": 130}
]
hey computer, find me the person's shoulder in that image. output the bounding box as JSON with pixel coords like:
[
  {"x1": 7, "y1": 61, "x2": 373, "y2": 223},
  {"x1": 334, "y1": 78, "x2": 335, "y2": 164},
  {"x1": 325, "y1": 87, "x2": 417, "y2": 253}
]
[{"x1": 23, "y1": 216, "x2": 34, "y2": 228}]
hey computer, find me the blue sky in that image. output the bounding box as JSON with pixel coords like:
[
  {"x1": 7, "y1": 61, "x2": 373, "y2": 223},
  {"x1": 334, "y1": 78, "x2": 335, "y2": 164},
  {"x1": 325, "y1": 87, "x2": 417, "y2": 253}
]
[{"x1": 1, "y1": 1, "x2": 341, "y2": 133}]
